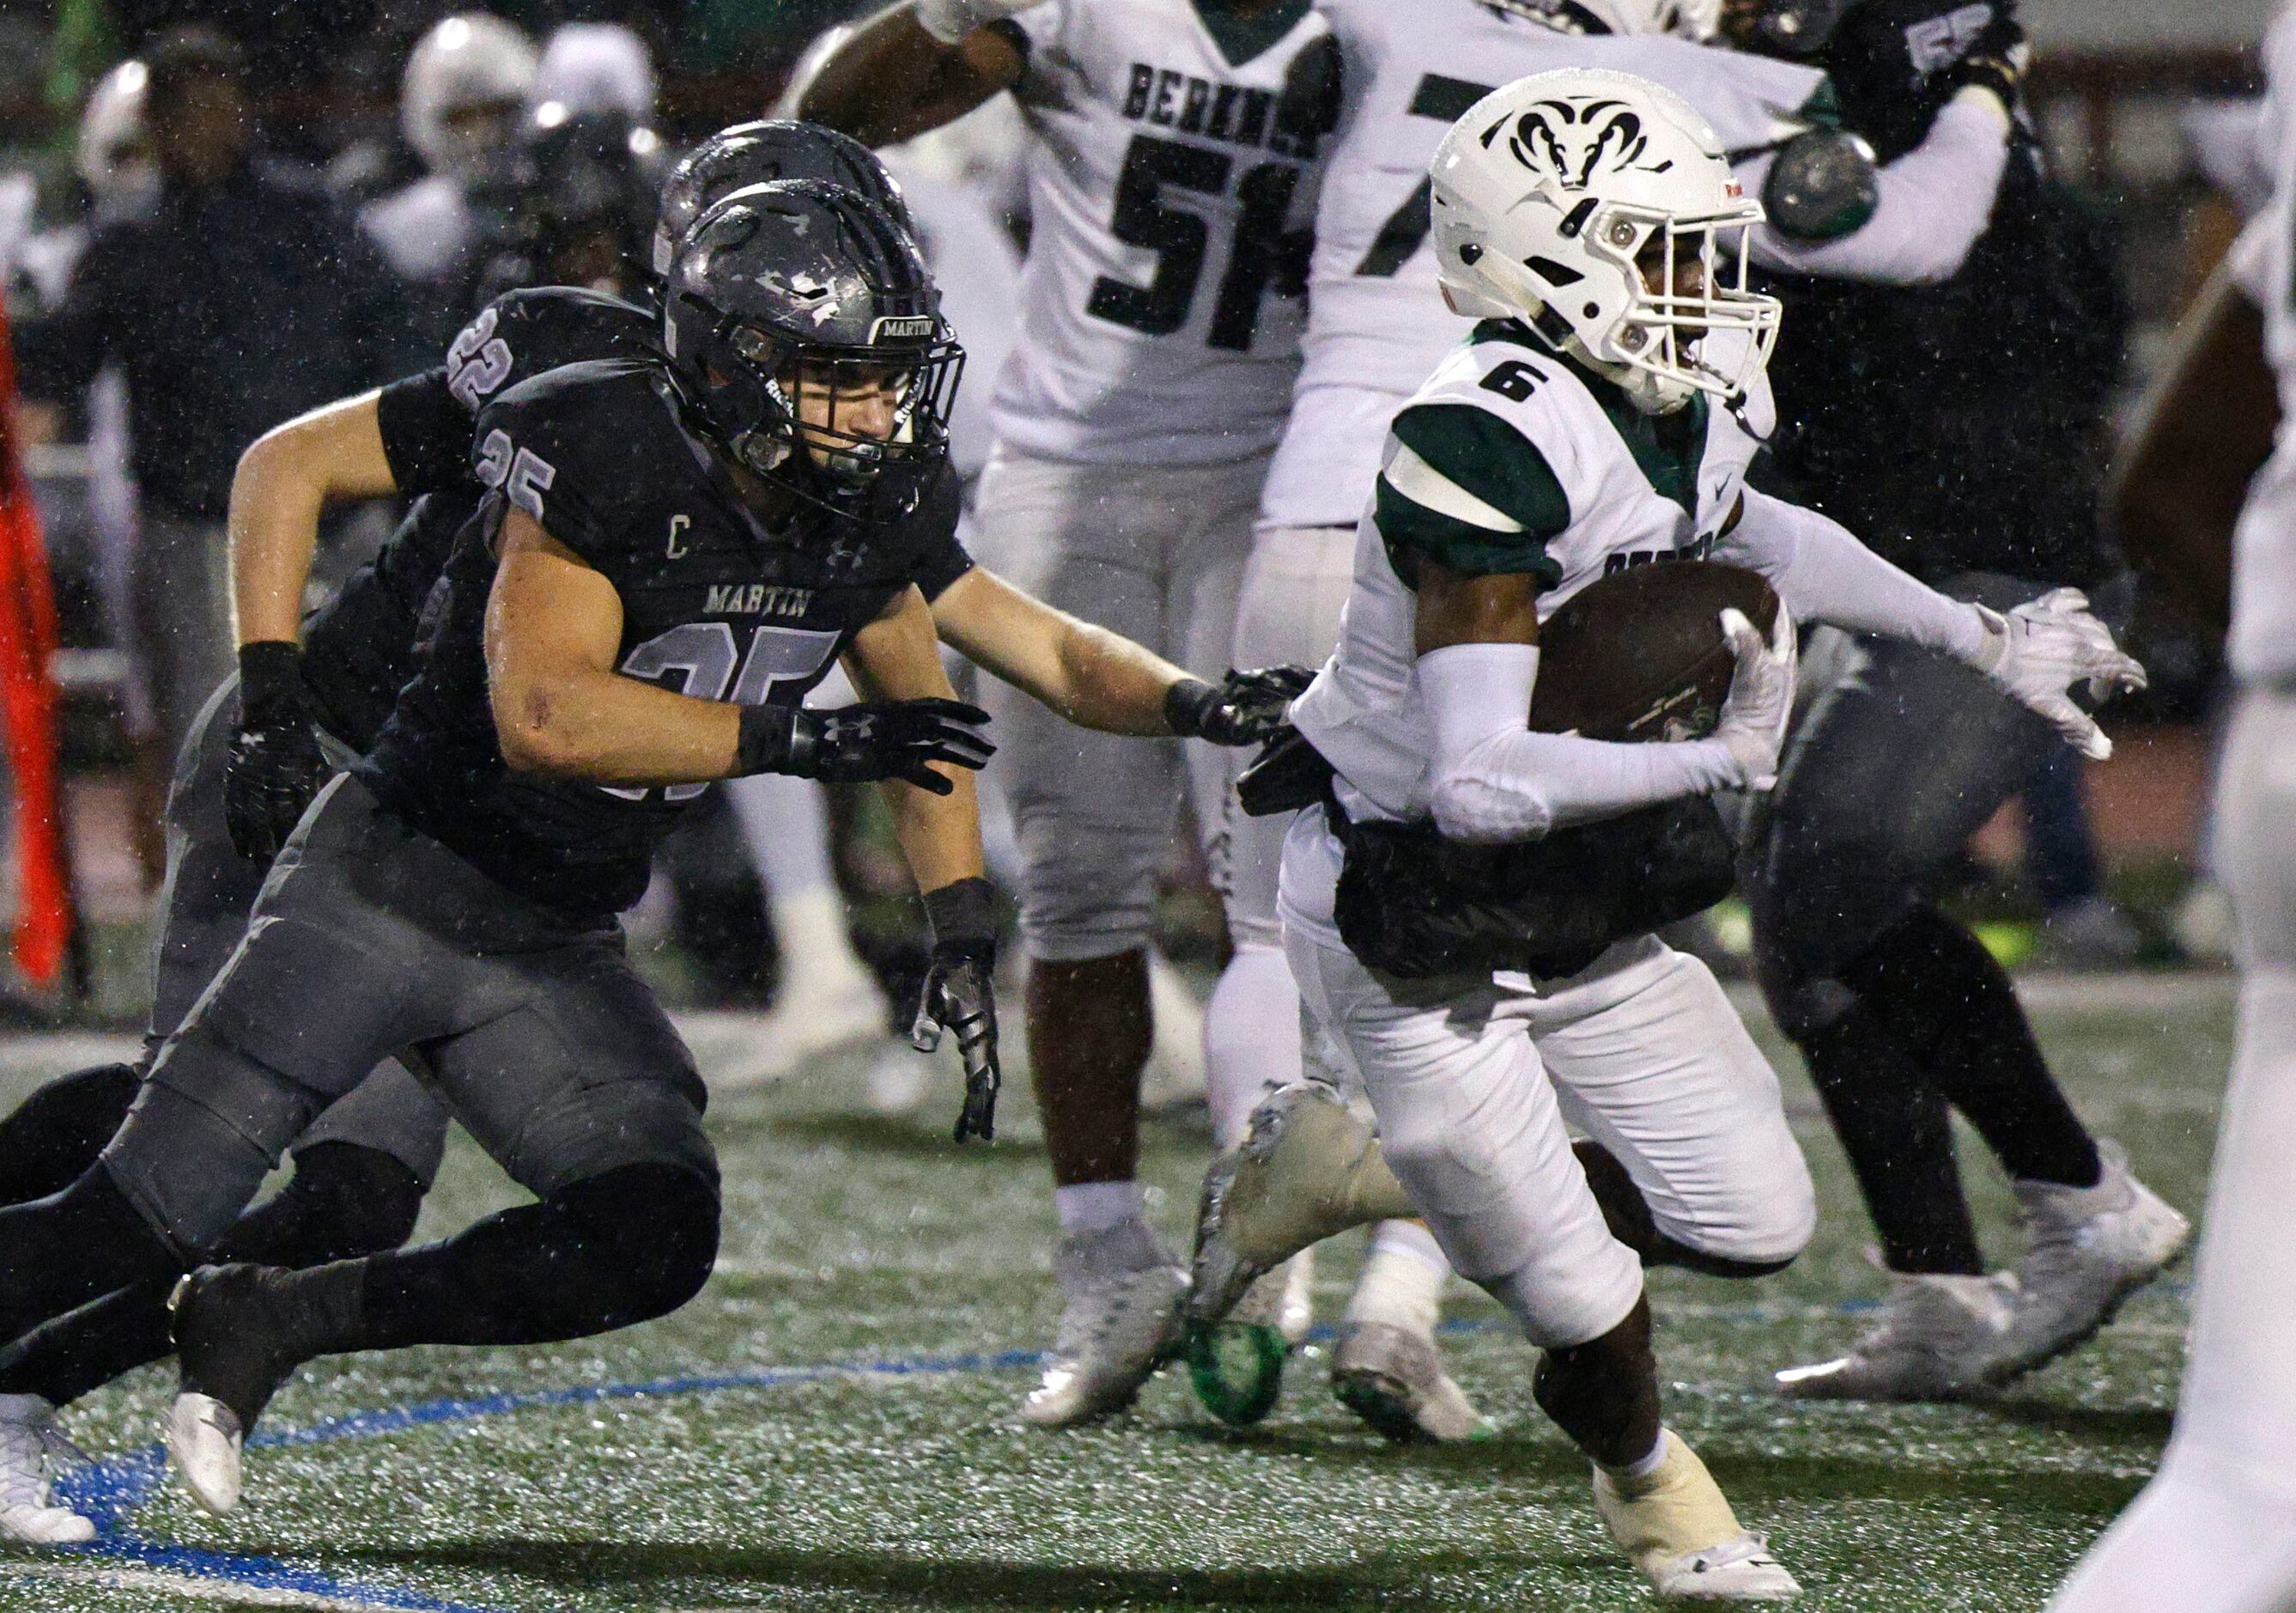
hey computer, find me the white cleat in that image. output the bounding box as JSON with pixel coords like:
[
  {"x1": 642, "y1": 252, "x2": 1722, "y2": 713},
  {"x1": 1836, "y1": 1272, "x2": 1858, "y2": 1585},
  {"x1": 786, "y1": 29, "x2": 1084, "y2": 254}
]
[
  {"x1": 1187, "y1": 1082, "x2": 1416, "y2": 1328},
  {"x1": 1331, "y1": 1322, "x2": 1491, "y2": 1444},
  {"x1": 1994, "y1": 1141, "x2": 2190, "y2": 1384},
  {"x1": 1594, "y1": 1429, "x2": 1801, "y2": 1602},
  {"x1": 1773, "y1": 1269, "x2": 2015, "y2": 1403},
  {"x1": 0, "y1": 1394, "x2": 94, "y2": 1544},
  {"x1": 1020, "y1": 1226, "x2": 1188, "y2": 1428},
  {"x1": 163, "y1": 1393, "x2": 243, "y2": 1517}
]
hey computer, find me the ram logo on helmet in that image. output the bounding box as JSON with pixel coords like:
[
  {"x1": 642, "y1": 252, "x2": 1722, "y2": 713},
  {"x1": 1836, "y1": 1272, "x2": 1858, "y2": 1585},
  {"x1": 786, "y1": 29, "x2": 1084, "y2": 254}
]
[{"x1": 1503, "y1": 97, "x2": 1668, "y2": 189}]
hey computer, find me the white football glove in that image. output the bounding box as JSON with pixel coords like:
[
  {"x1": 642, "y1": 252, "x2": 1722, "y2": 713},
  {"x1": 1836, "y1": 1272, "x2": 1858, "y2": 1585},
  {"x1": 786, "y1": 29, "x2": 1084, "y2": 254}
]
[
  {"x1": 1967, "y1": 587, "x2": 2147, "y2": 761},
  {"x1": 1711, "y1": 606, "x2": 1798, "y2": 791},
  {"x1": 913, "y1": 0, "x2": 1048, "y2": 43}
]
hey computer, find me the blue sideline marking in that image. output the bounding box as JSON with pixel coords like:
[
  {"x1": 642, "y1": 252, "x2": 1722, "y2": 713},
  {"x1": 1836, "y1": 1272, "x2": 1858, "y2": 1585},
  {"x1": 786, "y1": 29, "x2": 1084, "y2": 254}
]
[{"x1": 40, "y1": 1345, "x2": 1052, "y2": 1612}]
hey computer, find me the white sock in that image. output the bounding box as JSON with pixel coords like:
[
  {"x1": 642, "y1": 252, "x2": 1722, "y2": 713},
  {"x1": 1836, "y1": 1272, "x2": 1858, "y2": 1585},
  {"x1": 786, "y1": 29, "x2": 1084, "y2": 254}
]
[
  {"x1": 1054, "y1": 1179, "x2": 1145, "y2": 1239},
  {"x1": 1370, "y1": 1218, "x2": 1449, "y2": 1275},
  {"x1": 1345, "y1": 1229, "x2": 1449, "y2": 1337},
  {"x1": 1602, "y1": 1428, "x2": 1671, "y2": 1483},
  {"x1": 1203, "y1": 941, "x2": 1303, "y2": 1149}
]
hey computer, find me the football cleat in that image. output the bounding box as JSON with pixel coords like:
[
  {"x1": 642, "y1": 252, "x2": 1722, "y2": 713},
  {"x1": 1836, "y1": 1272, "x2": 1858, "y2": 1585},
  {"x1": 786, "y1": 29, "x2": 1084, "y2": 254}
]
[
  {"x1": 1594, "y1": 1429, "x2": 1801, "y2": 1602},
  {"x1": 163, "y1": 1392, "x2": 244, "y2": 1518},
  {"x1": 1020, "y1": 1226, "x2": 1188, "y2": 1428},
  {"x1": 1331, "y1": 1321, "x2": 1491, "y2": 1444},
  {"x1": 0, "y1": 1394, "x2": 94, "y2": 1544},
  {"x1": 1184, "y1": 1254, "x2": 1310, "y2": 1427},
  {"x1": 167, "y1": 1266, "x2": 306, "y2": 1514},
  {"x1": 1773, "y1": 1269, "x2": 2015, "y2": 1403},
  {"x1": 1993, "y1": 1141, "x2": 2190, "y2": 1384},
  {"x1": 1187, "y1": 1082, "x2": 1416, "y2": 1329}
]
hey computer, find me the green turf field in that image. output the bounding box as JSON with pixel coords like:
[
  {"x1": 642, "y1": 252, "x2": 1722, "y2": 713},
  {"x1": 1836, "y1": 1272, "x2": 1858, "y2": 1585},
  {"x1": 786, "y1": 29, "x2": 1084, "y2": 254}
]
[{"x1": 0, "y1": 973, "x2": 2236, "y2": 1612}]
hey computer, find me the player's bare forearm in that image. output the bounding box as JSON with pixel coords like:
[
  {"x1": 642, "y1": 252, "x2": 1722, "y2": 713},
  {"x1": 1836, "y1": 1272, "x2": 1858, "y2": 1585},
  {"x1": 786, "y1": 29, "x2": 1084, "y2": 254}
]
[
  {"x1": 486, "y1": 509, "x2": 744, "y2": 784},
  {"x1": 2108, "y1": 263, "x2": 2272, "y2": 634},
  {"x1": 229, "y1": 391, "x2": 396, "y2": 647},
  {"x1": 1412, "y1": 557, "x2": 1542, "y2": 655},
  {"x1": 932, "y1": 568, "x2": 1182, "y2": 736},
  {"x1": 795, "y1": 4, "x2": 1023, "y2": 146},
  {"x1": 849, "y1": 587, "x2": 989, "y2": 892}
]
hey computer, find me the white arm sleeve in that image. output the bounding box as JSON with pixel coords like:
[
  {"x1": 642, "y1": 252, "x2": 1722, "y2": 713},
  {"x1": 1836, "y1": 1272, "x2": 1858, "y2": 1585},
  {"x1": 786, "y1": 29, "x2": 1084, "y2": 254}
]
[
  {"x1": 1422, "y1": 642, "x2": 1742, "y2": 844},
  {"x1": 1714, "y1": 487, "x2": 1994, "y2": 661},
  {"x1": 1745, "y1": 90, "x2": 2011, "y2": 285}
]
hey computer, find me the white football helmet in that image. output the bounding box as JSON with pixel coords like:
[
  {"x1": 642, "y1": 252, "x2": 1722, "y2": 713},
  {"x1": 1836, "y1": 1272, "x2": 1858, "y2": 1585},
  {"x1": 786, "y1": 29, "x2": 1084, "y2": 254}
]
[
  {"x1": 1479, "y1": 0, "x2": 1720, "y2": 41},
  {"x1": 77, "y1": 59, "x2": 155, "y2": 210},
  {"x1": 403, "y1": 13, "x2": 539, "y2": 185},
  {"x1": 1430, "y1": 69, "x2": 1780, "y2": 413}
]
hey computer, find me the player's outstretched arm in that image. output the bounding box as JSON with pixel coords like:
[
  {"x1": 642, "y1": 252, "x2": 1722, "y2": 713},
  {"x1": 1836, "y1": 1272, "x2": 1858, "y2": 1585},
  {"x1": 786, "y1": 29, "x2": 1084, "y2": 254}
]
[
  {"x1": 1746, "y1": 83, "x2": 2011, "y2": 286},
  {"x1": 847, "y1": 586, "x2": 1005, "y2": 1142},
  {"x1": 795, "y1": 1, "x2": 1028, "y2": 148},
  {"x1": 487, "y1": 514, "x2": 993, "y2": 788},
  {"x1": 219, "y1": 391, "x2": 398, "y2": 859},
  {"x1": 228, "y1": 392, "x2": 395, "y2": 649},
  {"x1": 1411, "y1": 559, "x2": 1769, "y2": 844},
  {"x1": 929, "y1": 568, "x2": 1307, "y2": 743},
  {"x1": 1717, "y1": 487, "x2": 2146, "y2": 758}
]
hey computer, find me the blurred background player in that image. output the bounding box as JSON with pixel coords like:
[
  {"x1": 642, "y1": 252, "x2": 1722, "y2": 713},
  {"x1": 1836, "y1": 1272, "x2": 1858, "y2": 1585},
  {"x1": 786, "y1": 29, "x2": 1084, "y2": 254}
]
[
  {"x1": 1191, "y1": 0, "x2": 2042, "y2": 1438},
  {"x1": 797, "y1": 0, "x2": 1340, "y2": 1426},
  {"x1": 360, "y1": 12, "x2": 538, "y2": 348},
  {"x1": 1727, "y1": 0, "x2": 2193, "y2": 1405},
  {"x1": 2050, "y1": 3, "x2": 2296, "y2": 1604}
]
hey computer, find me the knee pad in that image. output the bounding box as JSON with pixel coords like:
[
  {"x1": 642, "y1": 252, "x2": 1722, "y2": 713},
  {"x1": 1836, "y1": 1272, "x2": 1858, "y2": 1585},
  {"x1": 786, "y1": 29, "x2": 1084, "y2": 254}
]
[
  {"x1": 101, "y1": 1037, "x2": 324, "y2": 1258},
  {"x1": 0, "y1": 1062, "x2": 140, "y2": 1203},
  {"x1": 555, "y1": 1163, "x2": 722, "y2": 1325},
  {"x1": 218, "y1": 1142, "x2": 427, "y2": 1268}
]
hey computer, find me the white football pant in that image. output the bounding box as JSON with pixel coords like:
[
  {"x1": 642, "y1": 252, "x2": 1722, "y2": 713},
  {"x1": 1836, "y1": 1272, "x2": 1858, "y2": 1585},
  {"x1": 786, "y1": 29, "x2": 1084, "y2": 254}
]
[
  {"x1": 1279, "y1": 811, "x2": 1817, "y2": 1347},
  {"x1": 969, "y1": 446, "x2": 1258, "y2": 964},
  {"x1": 1206, "y1": 522, "x2": 1358, "y2": 1146},
  {"x1": 2052, "y1": 689, "x2": 2296, "y2": 1613}
]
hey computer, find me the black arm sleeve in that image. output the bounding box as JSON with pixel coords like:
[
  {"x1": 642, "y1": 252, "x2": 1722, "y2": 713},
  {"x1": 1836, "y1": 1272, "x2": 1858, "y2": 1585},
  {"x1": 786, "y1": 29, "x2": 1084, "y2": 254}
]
[{"x1": 375, "y1": 369, "x2": 473, "y2": 496}]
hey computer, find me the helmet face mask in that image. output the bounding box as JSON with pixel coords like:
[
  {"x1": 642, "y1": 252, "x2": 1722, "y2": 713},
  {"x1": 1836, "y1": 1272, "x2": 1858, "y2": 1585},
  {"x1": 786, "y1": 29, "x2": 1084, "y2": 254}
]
[
  {"x1": 1432, "y1": 70, "x2": 1781, "y2": 413},
  {"x1": 662, "y1": 181, "x2": 962, "y2": 521}
]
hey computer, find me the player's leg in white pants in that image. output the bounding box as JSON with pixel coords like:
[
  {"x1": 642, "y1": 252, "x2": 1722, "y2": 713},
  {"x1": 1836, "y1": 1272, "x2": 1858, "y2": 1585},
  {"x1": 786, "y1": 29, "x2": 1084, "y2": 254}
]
[
  {"x1": 2052, "y1": 689, "x2": 2296, "y2": 1613},
  {"x1": 969, "y1": 447, "x2": 1256, "y2": 1423}
]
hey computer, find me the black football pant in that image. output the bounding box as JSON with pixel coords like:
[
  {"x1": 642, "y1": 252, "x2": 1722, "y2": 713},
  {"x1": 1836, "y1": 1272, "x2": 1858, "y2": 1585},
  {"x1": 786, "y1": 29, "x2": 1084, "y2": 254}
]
[
  {"x1": 0, "y1": 679, "x2": 447, "y2": 1408},
  {"x1": 1746, "y1": 573, "x2": 2103, "y2": 1277},
  {"x1": 0, "y1": 772, "x2": 717, "y2": 1360}
]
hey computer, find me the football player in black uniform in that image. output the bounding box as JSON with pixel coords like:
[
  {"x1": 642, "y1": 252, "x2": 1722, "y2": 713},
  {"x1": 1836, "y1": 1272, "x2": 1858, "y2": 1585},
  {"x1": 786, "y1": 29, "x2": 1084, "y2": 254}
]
[
  {"x1": 1722, "y1": 0, "x2": 2192, "y2": 1401},
  {"x1": 0, "y1": 180, "x2": 993, "y2": 1521}
]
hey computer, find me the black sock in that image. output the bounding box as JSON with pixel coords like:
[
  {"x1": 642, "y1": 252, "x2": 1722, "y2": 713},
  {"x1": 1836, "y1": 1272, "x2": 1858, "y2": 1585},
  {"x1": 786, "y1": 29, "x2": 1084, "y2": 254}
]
[
  {"x1": 1796, "y1": 1004, "x2": 1984, "y2": 1275},
  {"x1": 1571, "y1": 1141, "x2": 1795, "y2": 1279},
  {"x1": 0, "y1": 1146, "x2": 428, "y2": 1410},
  {"x1": 1850, "y1": 905, "x2": 2103, "y2": 1190},
  {"x1": 0, "y1": 1166, "x2": 180, "y2": 1344},
  {"x1": 0, "y1": 1064, "x2": 138, "y2": 1205},
  {"x1": 358, "y1": 1164, "x2": 720, "y2": 1350}
]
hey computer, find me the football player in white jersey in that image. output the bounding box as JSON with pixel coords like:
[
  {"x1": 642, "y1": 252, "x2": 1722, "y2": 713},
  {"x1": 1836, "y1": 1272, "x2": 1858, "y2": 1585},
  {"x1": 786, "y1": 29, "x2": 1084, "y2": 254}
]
[
  {"x1": 2048, "y1": 8, "x2": 2296, "y2": 1608},
  {"x1": 799, "y1": 0, "x2": 1339, "y2": 1426},
  {"x1": 1220, "y1": 70, "x2": 2140, "y2": 1601},
  {"x1": 1194, "y1": 0, "x2": 2024, "y2": 1435}
]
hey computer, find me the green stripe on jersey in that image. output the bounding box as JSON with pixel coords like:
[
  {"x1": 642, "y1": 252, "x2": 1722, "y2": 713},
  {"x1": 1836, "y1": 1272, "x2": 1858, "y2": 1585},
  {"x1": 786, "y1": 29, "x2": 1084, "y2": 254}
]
[
  {"x1": 1469, "y1": 320, "x2": 1707, "y2": 517},
  {"x1": 1376, "y1": 403, "x2": 1568, "y2": 586}
]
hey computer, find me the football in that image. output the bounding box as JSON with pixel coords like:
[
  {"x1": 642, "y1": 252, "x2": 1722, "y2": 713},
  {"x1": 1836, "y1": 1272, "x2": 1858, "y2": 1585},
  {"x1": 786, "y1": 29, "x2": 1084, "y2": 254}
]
[{"x1": 1528, "y1": 562, "x2": 1783, "y2": 741}]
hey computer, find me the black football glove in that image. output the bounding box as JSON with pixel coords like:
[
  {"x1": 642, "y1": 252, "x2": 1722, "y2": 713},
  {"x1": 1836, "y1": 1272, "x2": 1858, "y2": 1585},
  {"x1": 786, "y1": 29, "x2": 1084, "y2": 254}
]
[
  {"x1": 738, "y1": 698, "x2": 993, "y2": 793},
  {"x1": 223, "y1": 642, "x2": 331, "y2": 863},
  {"x1": 1164, "y1": 666, "x2": 1316, "y2": 747},
  {"x1": 911, "y1": 877, "x2": 1002, "y2": 1143},
  {"x1": 1945, "y1": 14, "x2": 2026, "y2": 108}
]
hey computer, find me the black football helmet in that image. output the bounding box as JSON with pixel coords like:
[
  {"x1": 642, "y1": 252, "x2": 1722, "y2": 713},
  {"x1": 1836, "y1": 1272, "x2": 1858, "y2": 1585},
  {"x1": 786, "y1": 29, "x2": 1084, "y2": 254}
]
[
  {"x1": 478, "y1": 104, "x2": 666, "y2": 300},
  {"x1": 650, "y1": 120, "x2": 915, "y2": 282},
  {"x1": 661, "y1": 179, "x2": 962, "y2": 518}
]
